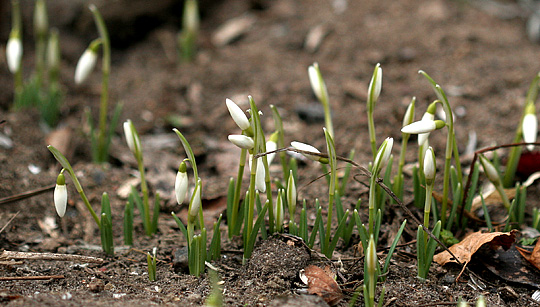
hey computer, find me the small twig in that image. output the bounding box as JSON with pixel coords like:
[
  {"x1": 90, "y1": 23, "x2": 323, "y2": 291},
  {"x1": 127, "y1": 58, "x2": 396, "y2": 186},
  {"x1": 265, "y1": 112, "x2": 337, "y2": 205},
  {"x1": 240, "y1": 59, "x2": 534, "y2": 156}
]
[
  {"x1": 0, "y1": 275, "x2": 64, "y2": 281},
  {"x1": 0, "y1": 211, "x2": 20, "y2": 234},
  {"x1": 0, "y1": 251, "x2": 104, "y2": 264},
  {"x1": 0, "y1": 185, "x2": 55, "y2": 206}
]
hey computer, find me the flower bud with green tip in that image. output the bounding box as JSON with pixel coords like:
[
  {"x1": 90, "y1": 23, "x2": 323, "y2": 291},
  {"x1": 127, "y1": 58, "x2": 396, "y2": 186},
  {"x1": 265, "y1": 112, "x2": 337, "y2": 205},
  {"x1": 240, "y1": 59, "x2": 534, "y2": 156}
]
[
  {"x1": 479, "y1": 155, "x2": 501, "y2": 185},
  {"x1": 522, "y1": 103, "x2": 537, "y2": 151},
  {"x1": 6, "y1": 31, "x2": 22, "y2": 74},
  {"x1": 228, "y1": 134, "x2": 254, "y2": 149},
  {"x1": 74, "y1": 39, "x2": 101, "y2": 84},
  {"x1": 54, "y1": 171, "x2": 67, "y2": 217},
  {"x1": 290, "y1": 141, "x2": 329, "y2": 164},
  {"x1": 308, "y1": 62, "x2": 329, "y2": 103},
  {"x1": 401, "y1": 119, "x2": 445, "y2": 134},
  {"x1": 365, "y1": 234, "x2": 378, "y2": 306},
  {"x1": 373, "y1": 137, "x2": 393, "y2": 175},
  {"x1": 287, "y1": 170, "x2": 296, "y2": 216},
  {"x1": 188, "y1": 180, "x2": 202, "y2": 223},
  {"x1": 226, "y1": 98, "x2": 250, "y2": 131},
  {"x1": 123, "y1": 119, "x2": 142, "y2": 158},
  {"x1": 367, "y1": 63, "x2": 382, "y2": 109},
  {"x1": 175, "y1": 160, "x2": 188, "y2": 205}
]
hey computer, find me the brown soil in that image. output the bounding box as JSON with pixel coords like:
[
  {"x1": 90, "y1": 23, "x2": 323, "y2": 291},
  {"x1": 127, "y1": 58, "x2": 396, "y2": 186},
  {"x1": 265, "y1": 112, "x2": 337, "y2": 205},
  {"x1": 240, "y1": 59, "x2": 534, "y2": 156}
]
[{"x1": 1, "y1": 0, "x2": 540, "y2": 306}]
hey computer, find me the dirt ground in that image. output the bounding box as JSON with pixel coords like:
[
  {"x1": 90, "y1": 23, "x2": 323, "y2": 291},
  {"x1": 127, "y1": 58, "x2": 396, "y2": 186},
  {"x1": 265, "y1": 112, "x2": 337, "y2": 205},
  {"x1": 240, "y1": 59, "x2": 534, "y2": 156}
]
[{"x1": 1, "y1": 0, "x2": 540, "y2": 306}]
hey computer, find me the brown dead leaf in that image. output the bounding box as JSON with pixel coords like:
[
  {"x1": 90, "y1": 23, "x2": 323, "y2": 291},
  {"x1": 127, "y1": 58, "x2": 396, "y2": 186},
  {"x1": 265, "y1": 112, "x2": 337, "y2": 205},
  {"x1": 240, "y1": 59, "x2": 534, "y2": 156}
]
[
  {"x1": 516, "y1": 239, "x2": 540, "y2": 271},
  {"x1": 434, "y1": 230, "x2": 516, "y2": 266},
  {"x1": 304, "y1": 265, "x2": 342, "y2": 306}
]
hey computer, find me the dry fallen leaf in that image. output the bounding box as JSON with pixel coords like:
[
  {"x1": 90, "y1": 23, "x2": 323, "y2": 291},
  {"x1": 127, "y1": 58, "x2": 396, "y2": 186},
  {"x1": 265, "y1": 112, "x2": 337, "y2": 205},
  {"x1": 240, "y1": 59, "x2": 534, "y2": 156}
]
[
  {"x1": 434, "y1": 230, "x2": 516, "y2": 266},
  {"x1": 516, "y1": 239, "x2": 540, "y2": 271},
  {"x1": 304, "y1": 265, "x2": 342, "y2": 306}
]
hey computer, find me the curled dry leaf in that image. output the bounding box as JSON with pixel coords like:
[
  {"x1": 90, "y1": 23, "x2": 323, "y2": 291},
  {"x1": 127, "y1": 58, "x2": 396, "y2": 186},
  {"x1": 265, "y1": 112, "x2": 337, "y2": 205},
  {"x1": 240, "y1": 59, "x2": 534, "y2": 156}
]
[
  {"x1": 304, "y1": 265, "x2": 342, "y2": 306},
  {"x1": 516, "y1": 239, "x2": 540, "y2": 271},
  {"x1": 434, "y1": 230, "x2": 516, "y2": 266}
]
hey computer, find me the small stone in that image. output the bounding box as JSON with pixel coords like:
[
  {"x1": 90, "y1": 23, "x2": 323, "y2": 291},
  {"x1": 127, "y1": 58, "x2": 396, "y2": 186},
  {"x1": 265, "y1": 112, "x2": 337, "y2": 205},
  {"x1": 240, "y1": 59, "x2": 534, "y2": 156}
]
[
  {"x1": 173, "y1": 246, "x2": 189, "y2": 273},
  {"x1": 88, "y1": 278, "x2": 105, "y2": 293}
]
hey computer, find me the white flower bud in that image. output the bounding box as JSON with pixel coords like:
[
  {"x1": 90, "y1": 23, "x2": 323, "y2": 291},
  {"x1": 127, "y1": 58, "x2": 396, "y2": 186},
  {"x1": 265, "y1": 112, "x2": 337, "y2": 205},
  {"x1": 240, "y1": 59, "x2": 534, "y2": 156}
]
[
  {"x1": 123, "y1": 120, "x2": 141, "y2": 157},
  {"x1": 479, "y1": 155, "x2": 501, "y2": 184},
  {"x1": 373, "y1": 137, "x2": 393, "y2": 174},
  {"x1": 175, "y1": 162, "x2": 188, "y2": 205},
  {"x1": 287, "y1": 170, "x2": 296, "y2": 214},
  {"x1": 523, "y1": 113, "x2": 537, "y2": 151},
  {"x1": 228, "y1": 134, "x2": 254, "y2": 149},
  {"x1": 54, "y1": 173, "x2": 67, "y2": 218},
  {"x1": 423, "y1": 146, "x2": 436, "y2": 183},
  {"x1": 189, "y1": 180, "x2": 202, "y2": 220},
  {"x1": 248, "y1": 155, "x2": 266, "y2": 192},
  {"x1": 6, "y1": 35, "x2": 22, "y2": 74},
  {"x1": 366, "y1": 235, "x2": 377, "y2": 291},
  {"x1": 367, "y1": 64, "x2": 382, "y2": 103},
  {"x1": 226, "y1": 98, "x2": 250, "y2": 130},
  {"x1": 74, "y1": 49, "x2": 98, "y2": 84},
  {"x1": 308, "y1": 63, "x2": 328, "y2": 102}
]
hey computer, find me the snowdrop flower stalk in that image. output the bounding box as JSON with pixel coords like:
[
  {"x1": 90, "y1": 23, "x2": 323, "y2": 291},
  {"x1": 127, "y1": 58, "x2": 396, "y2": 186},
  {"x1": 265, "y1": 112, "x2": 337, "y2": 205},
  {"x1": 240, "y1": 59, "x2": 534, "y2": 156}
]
[
  {"x1": 418, "y1": 71, "x2": 463, "y2": 228},
  {"x1": 368, "y1": 137, "x2": 393, "y2": 235},
  {"x1": 522, "y1": 103, "x2": 537, "y2": 151},
  {"x1": 423, "y1": 147, "x2": 436, "y2": 228},
  {"x1": 123, "y1": 120, "x2": 153, "y2": 236},
  {"x1": 367, "y1": 63, "x2": 382, "y2": 159},
  {"x1": 54, "y1": 170, "x2": 67, "y2": 218},
  {"x1": 394, "y1": 97, "x2": 416, "y2": 200},
  {"x1": 308, "y1": 62, "x2": 333, "y2": 137},
  {"x1": 364, "y1": 235, "x2": 382, "y2": 307}
]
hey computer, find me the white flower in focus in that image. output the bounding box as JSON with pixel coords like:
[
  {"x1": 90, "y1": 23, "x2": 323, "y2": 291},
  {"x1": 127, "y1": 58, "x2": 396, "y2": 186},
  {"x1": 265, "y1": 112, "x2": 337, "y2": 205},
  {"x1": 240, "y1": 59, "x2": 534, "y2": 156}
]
[
  {"x1": 175, "y1": 161, "x2": 188, "y2": 205},
  {"x1": 308, "y1": 63, "x2": 328, "y2": 102},
  {"x1": 74, "y1": 49, "x2": 98, "y2": 84},
  {"x1": 228, "y1": 135, "x2": 254, "y2": 149},
  {"x1": 54, "y1": 173, "x2": 67, "y2": 217},
  {"x1": 291, "y1": 141, "x2": 323, "y2": 162},
  {"x1": 226, "y1": 98, "x2": 250, "y2": 130},
  {"x1": 367, "y1": 64, "x2": 382, "y2": 103},
  {"x1": 248, "y1": 155, "x2": 266, "y2": 192},
  {"x1": 523, "y1": 113, "x2": 537, "y2": 151},
  {"x1": 423, "y1": 146, "x2": 436, "y2": 183},
  {"x1": 373, "y1": 137, "x2": 393, "y2": 173},
  {"x1": 402, "y1": 119, "x2": 445, "y2": 135},
  {"x1": 417, "y1": 112, "x2": 435, "y2": 146},
  {"x1": 6, "y1": 36, "x2": 22, "y2": 73},
  {"x1": 266, "y1": 139, "x2": 277, "y2": 165},
  {"x1": 189, "y1": 180, "x2": 202, "y2": 220},
  {"x1": 123, "y1": 120, "x2": 141, "y2": 156}
]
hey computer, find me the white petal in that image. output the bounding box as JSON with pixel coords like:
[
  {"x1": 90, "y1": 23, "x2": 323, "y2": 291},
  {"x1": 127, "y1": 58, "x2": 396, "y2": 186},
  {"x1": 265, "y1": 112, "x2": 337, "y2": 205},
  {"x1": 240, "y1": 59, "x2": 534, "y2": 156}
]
[
  {"x1": 423, "y1": 147, "x2": 436, "y2": 181},
  {"x1": 401, "y1": 120, "x2": 437, "y2": 134},
  {"x1": 308, "y1": 64, "x2": 327, "y2": 102},
  {"x1": 228, "y1": 135, "x2": 254, "y2": 149},
  {"x1": 74, "y1": 49, "x2": 97, "y2": 84},
  {"x1": 175, "y1": 171, "x2": 188, "y2": 204},
  {"x1": 291, "y1": 141, "x2": 321, "y2": 161},
  {"x1": 255, "y1": 158, "x2": 266, "y2": 192},
  {"x1": 189, "y1": 182, "x2": 201, "y2": 218},
  {"x1": 367, "y1": 65, "x2": 382, "y2": 102},
  {"x1": 523, "y1": 113, "x2": 538, "y2": 151},
  {"x1": 54, "y1": 184, "x2": 67, "y2": 217},
  {"x1": 266, "y1": 140, "x2": 277, "y2": 165},
  {"x1": 6, "y1": 38, "x2": 22, "y2": 73},
  {"x1": 226, "y1": 98, "x2": 250, "y2": 130}
]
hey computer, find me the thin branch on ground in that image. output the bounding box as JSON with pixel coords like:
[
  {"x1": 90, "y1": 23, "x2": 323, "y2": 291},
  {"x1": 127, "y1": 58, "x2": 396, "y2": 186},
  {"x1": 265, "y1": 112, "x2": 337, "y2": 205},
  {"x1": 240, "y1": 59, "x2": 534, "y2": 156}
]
[
  {"x1": 0, "y1": 275, "x2": 64, "y2": 281},
  {"x1": 0, "y1": 250, "x2": 104, "y2": 264}
]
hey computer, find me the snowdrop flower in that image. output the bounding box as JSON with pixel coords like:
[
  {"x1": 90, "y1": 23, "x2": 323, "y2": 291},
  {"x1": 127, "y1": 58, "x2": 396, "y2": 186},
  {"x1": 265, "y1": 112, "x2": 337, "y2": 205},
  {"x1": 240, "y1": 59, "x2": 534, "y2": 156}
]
[
  {"x1": 423, "y1": 147, "x2": 436, "y2": 185},
  {"x1": 248, "y1": 155, "x2": 266, "y2": 192},
  {"x1": 228, "y1": 134, "x2": 254, "y2": 149},
  {"x1": 373, "y1": 137, "x2": 393, "y2": 174},
  {"x1": 367, "y1": 63, "x2": 382, "y2": 105},
  {"x1": 479, "y1": 155, "x2": 500, "y2": 184},
  {"x1": 522, "y1": 104, "x2": 537, "y2": 151},
  {"x1": 266, "y1": 132, "x2": 278, "y2": 165},
  {"x1": 226, "y1": 98, "x2": 250, "y2": 131},
  {"x1": 175, "y1": 161, "x2": 188, "y2": 204},
  {"x1": 308, "y1": 62, "x2": 329, "y2": 103},
  {"x1": 6, "y1": 33, "x2": 22, "y2": 74},
  {"x1": 291, "y1": 141, "x2": 328, "y2": 163},
  {"x1": 123, "y1": 120, "x2": 141, "y2": 157},
  {"x1": 74, "y1": 42, "x2": 99, "y2": 84},
  {"x1": 188, "y1": 180, "x2": 202, "y2": 221},
  {"x1": 401, "y1": 119, "x2": 445, "y2": 135},
  {"x1": 54, "y1": 171, "x2": 67, "y2": 217}
]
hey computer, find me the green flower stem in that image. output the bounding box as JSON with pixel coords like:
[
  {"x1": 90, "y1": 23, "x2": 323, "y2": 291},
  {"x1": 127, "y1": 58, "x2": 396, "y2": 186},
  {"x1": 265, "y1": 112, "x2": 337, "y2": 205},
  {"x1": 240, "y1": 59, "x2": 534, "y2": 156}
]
[
  {"x1": 270, "y1": 105, "x2": 289, "y2": 180},
  {"x1": 89, "y1": 5, "x2": 111, "y2": 163},
  {"x1": 230, "y1": 148, "x2": 247, "y2": 237},
  {"x1": 368, "y1": 175, "x2": 377, "y2": 235},
  {"x1": 368, "y1": 111, "x2": 377, "y2": 161},
  {"x1": 324, "y1": 128, "x2": 337, "y2": 256},
  {"x1": 424, "y1": 184, "x2": 433, "y2": 228},
  {"x1": 137, "y1": 155, "x2": 151, "y2": 236}
]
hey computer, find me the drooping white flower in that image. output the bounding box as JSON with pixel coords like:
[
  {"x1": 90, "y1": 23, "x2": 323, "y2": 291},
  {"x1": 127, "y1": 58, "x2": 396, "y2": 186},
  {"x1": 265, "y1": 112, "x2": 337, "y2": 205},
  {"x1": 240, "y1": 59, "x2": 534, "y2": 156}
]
[
  {"x1": 54, "y1": 172, "x2": 67, "y2": 218},
  {"x1": 423, "y1": 146, "x2": 436, "y2": 184},
  {"x1": 175, "y1": 161, "x2": 188, "y2": 204},
  {"x1": 226, "y1": 98, "x2": 250, "y2": 131},
  {"x1": 265, "y1": 139, "x2": 277, "y2": 165},
  {"x1": 189, "y1": 180, "x2": 202, "y2": 220},
  {"x1": 74, "y1": 48, "x2": 98, "y2": 84},
  {"x1": 248, "y1": 155, "x2": 266, "y2": 193},
  {"x1": 291, "y1": 141, "x2": 327, "y2": 163},
  {"x1": 373, "y1": 137, "x2": 393, "y2": 174},
  {"x1": 308, "y1": 63, "x2": 328, "y2": 102},
  {"x1": 417, "y1": 112, "x2": 435, "y2": 146},
  {"x1": 367, "y1": 64, "x2": 382, "y2": 103},
  {"x1": 228, "y1": 134, "x2": 254, "y2": 149},
  {"x1": 123, "y1": 120, "x2": 141, "y2": 157},
  {"x1": 6, "y1": 35, "x2": 22, "y2": 74},
  {"x1": 401, "y1": 119, "x2": 445, "y2": 135},
  {"x1": 523, "y1": 113, "x2": 537, "y2": 151}
]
